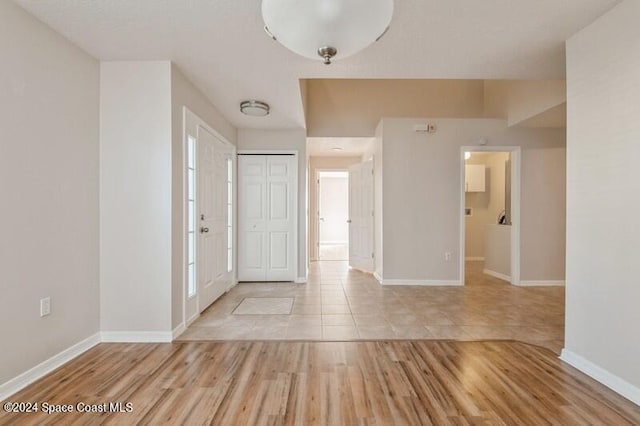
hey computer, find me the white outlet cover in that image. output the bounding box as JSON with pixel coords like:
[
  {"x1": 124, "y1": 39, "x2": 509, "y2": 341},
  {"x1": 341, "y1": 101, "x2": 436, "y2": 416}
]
[{"x1": 40, "y1": 297, "x2": 51, "y2": 317}]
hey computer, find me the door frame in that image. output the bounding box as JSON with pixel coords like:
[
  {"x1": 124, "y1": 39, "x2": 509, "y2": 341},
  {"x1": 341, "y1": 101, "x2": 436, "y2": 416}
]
[
  {"x1": 315, "y1": 168, "x2": 349, "y2": 261},
  {"x1": 459, "y1": 146, "x2": 521, "y2": 286},
  {"x1": 182, "y1": 107, "x2": 236, "y2": 328},
  {"x1": 237, "y1": 150, "x2": 299, "y2": 282}
]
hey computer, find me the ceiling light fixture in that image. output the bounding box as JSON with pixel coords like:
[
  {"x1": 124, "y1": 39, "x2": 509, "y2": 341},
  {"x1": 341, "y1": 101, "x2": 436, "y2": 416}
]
[
  {"x1": 465, "y1": 152, "x2": 472, "y2": 160},
  {"x1": 261, "y1": 0, "x2": 394, "y2": 65},
  {"x1": 240, "y1": 100, "x2": 270, "y2": 117},
  {"x1": 331, "y1": 147, "x2": 343, "y2": 151}
]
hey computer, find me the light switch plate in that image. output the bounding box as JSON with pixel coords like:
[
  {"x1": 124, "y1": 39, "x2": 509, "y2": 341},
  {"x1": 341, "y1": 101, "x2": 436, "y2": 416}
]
[{"x1": 40, "y1": 297, "x2": 51, "y2": 317}]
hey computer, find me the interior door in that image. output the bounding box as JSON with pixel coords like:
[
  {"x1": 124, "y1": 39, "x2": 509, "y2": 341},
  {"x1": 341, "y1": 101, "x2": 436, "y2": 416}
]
[
  {"x1": 238, "y1": 155, "x2": 268, "y2": 281},
  {"x1": 197, "y1": 126, "x2": 229, "y2": 312},
  {"x1": 266, "y1": 155, "x2": 296, "y2": 281},
  {"x1": 238, "y1": 154, "x2": 297, "y2": 282},
  {"x1": 349, "y1": 160, "x2": 374, "y2": 272}
]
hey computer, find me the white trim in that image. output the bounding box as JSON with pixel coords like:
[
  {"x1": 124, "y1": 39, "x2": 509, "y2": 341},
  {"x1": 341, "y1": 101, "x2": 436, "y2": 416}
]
[
  {"x1": 560, "y1": 349, "x2": 640, "y2": 406},
  {"x1": 186, "y1": 312, "x2": 200, "y2": 327},
  {"x1": 172, "y1": 323, "x2": 186, "y2": 340},
  {"x1": 0, "y1": 333, "x2": 101, "y2": 402},
  {"x1": 483, "y1": 268, "x2": 511, "y2": 282},
  {"x1": 380, "y1": 279, "x2": 462, "y2": 286},
  {"x1": 100, "y1": 331, "x2": 172, "y2": 343},
  {"x1": 238, "y1": 149, "x2": 298, "y2": 155},
  {"x1": 373, "y1": 272, "x2": 383, "y2": 283},
  {"x1": 518, "y1": 280, "x2": 565, "y2": 287},
  {"x1": 295, "y1": 276, "x2": 307, "y2": 284},
  {"x1": 465, "y1": 256, "x2": 485, "y2": 261},
  {"x1": 460, "y1": 146, "x2": 521, "y2": 286},
  {"x1": 319, "y1": 240, "x2": 349, "y2": 245}
]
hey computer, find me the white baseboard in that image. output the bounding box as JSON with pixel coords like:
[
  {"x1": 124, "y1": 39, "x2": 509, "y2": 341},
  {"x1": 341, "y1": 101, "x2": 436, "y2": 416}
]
[
  {"x1": 483, "y1": 268, "x2": 511, "y2": 282},
  {"x1": 0, "y1": 332, "x2": 101, "y2": 402},
  {"x1": 295, "y1": 276, "x2": 307, "y2": 284},
  {"x1": 373, "y1": 272, "x2": 383, "y2": 283},
  {"x1": 380, "y1": 279, "x2": 462, "y2": 286},
  {"x1": 466, "y1": 257, "x2": 485, "y2": 261},
  {"x1": 172, "y1": 323, "x2": 186, "y2": 340},
  {"x1": 560, "y1": 349, "x2": 640, "y2": 405},
  {"x1": 186, "y1": 312, "x2": 200, "y2": 327},
  {"x1": 518, "y1": 280, "x2": 565, "y2": 287},
  {"x1": 100, "y1": 331, "x2": 173, "y2": 343}
]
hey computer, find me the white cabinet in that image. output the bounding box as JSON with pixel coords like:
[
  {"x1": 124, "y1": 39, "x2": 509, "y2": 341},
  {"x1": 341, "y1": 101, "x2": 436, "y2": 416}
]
[{"x1": 465, "y1": 164, "x2": 486, "y2": 192}]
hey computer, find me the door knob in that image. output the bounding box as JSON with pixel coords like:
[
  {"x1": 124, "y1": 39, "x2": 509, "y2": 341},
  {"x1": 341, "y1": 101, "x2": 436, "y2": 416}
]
[
  {"x1": 347, "y1": 220, "x2": 352, "y2": 223},
  {"x1": 200, "y1": 227, "x2": 210, "y2": 233},
  {"x1": 319, "y1": 217, "x2": 325, "y2": 221}
]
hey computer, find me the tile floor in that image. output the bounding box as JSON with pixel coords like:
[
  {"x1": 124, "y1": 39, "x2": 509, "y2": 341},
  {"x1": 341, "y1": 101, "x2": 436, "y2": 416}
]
[{"x1": 178, "y1": 261, "x2": 565, "y2": 353}]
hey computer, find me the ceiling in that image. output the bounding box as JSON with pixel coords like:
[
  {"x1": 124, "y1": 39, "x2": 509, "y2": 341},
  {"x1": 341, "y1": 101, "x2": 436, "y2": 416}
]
[
  {"x1": 14, "y1": 0, "x2": 619, "y2": 130},
  {"x1": 307, "y1": 137, "x2": 373, "y2": 157}
]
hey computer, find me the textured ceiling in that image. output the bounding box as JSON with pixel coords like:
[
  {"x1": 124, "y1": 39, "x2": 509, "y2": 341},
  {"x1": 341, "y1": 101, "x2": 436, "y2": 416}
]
[{"x1": 14, "y1": 0, "x2": 619, "y2": 130}]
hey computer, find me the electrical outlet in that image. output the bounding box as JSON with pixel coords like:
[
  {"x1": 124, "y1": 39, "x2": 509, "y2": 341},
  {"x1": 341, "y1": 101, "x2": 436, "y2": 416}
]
[
  {"x1": 444, "y1": 252, "x2": 452, "y2": 262},
  {"x1": 40, "y1": 297, "x2": 51, "y2": 317},
  {"x1": 427, "y1": 123, "x2": 437, "y2": 133}
]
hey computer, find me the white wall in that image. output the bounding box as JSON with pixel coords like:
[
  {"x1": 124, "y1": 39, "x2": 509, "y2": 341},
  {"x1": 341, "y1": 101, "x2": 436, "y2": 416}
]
[
  {"x1": 100, "y1": 61, "x2": 172, "y2": 333},
  {"x1": 170, "y1": 65, "x2": 237, "y2": 330},
  {"x1": 237, "y1": 129, "x2": 308, "y2": 279},
  {"x1": 379, "y1": 118, "x2": 565, "y2": 283},
  {"x1": 564, "y1": 0, "x2": 640, "y2": 399},
  {"x1": 318, "y1": 175, "x2": 349, "y2": 243},
  {"x1": 0, "y1": 1, "x2": 99, "y2": 385}
]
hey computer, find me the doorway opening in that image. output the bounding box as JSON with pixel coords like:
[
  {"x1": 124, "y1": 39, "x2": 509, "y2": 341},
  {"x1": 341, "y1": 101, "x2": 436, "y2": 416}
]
[
  {"x1": 317, "y1": 171, "x2": 350, "y2": 261},
  {"x1": 460, "y1": 146, "x2": 521, "y2": 286}
]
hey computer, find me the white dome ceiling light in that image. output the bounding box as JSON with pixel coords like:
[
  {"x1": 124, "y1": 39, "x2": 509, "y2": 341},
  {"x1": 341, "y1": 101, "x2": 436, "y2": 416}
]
[
  {"x1": 240, "y1": 100, "x2": 270, "y2": 117},
  {"x1": 262, "y1": 0, "x2": 394, "y2": 65}
]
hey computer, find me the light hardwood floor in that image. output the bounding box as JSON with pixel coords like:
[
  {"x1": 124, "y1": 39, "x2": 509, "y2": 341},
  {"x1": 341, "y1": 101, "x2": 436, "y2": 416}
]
[
  {"x1": 179, "y1": 261, "x2": 565, "y2": 353},
  {"x1": 1, "y1": 340, "x2": 638, "y2": 425}
]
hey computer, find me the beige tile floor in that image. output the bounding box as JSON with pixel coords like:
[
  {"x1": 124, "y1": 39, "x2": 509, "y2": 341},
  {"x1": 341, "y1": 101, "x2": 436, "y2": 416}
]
[{"x1": 178, "y1": 261, "x2": 565, "y2": 353}]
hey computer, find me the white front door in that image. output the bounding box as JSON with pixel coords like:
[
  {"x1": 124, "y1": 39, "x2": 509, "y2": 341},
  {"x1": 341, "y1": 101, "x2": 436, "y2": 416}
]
[
  {"x1": 238, "y1": 154, "x2": 297, "y2": 282},
  {"x1": 197, "y1": 126, "x2": 231, "y2": 311},
  {"x1": 349, "y1": 160, "x2": 374, "y2": 272}
]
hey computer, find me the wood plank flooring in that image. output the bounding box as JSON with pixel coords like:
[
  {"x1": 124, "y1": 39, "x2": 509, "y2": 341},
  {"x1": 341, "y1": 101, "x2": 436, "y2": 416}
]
[{"x1": 1, "y1": 340, "x2": 638, "y2": 425}]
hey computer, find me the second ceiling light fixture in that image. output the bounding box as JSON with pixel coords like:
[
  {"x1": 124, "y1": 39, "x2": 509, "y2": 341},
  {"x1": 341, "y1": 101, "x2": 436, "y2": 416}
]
[{"x1": 262, "y1": 0, "x2": 394, "y2": 65}]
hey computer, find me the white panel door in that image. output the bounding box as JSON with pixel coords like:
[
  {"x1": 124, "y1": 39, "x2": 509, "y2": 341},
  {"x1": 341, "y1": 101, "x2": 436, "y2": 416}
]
[
  {"x1": 238, "y1": 155, "x2": 297, "y2": 281},
  {"x1": 238, "y1": 155, "x2": 268, "y2": 281},
  {"x1": 349, "y1": 160, "x2": 374, "y2": 272},
  {"x1": 197, "y1": 127, "x2": 230, "y2": 312}
]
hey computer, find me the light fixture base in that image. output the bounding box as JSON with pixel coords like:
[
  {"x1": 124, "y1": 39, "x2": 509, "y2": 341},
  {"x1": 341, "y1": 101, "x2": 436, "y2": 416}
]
[{"x1": 317, "y1": 46, "x2": 337, "y2": 65}]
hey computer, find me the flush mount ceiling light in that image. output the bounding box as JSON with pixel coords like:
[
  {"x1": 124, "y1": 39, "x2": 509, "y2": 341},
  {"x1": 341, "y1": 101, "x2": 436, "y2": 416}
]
[
  {"x1": 262, "y1": 0, "x2": 394, "y2": 65},
  {"x1": 240, "y1": 100, "x2": 270, "y2": 117},
  {"x1": 331, "y1": 147, "x2": 343, "y2": 151}
]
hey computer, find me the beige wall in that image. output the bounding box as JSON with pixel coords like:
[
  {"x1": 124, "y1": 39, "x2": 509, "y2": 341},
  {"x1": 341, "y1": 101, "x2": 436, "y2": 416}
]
[
  {"x1": 237, "y1": 129, "x2": 308, "y2": 279},
  {"x1": 308, "y1": 157, "x2": 362, "y2": 260},
  {"x1": 465, "y1": 152, "x2": 510, "y2": 259},
  {"x1": 170, "y1": 65, "x2": 237, "y2": 329},
  {"x1": 100, "y1": 61, "x2": 173, "y2": 333},
  {"x1": 565, "y1": 0, "x2": 640, "y2": 397},
  {"x1": 0, "y1": 1, "x2": 99, "y2": 385},
  {"x1": 379, "y1": 118, "x2": 565, "y2": 283},
  {"x1": 306, "y1": 79, "x2": 486, "y2": 137}
]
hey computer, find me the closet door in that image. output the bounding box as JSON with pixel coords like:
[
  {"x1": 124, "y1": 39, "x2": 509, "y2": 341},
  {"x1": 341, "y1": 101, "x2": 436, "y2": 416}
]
[
  {"x1": 238, "y1": 155, "x2": 297, "y2": 282},
  {"x1": 265, "y1": 155, "x2": 296, "y2": 281}
]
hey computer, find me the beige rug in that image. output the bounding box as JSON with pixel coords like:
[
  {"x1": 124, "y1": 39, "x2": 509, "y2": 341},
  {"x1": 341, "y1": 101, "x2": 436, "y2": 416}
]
[{"x1": 233, "y1": 297, "x2": 294, "y2": 315}]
